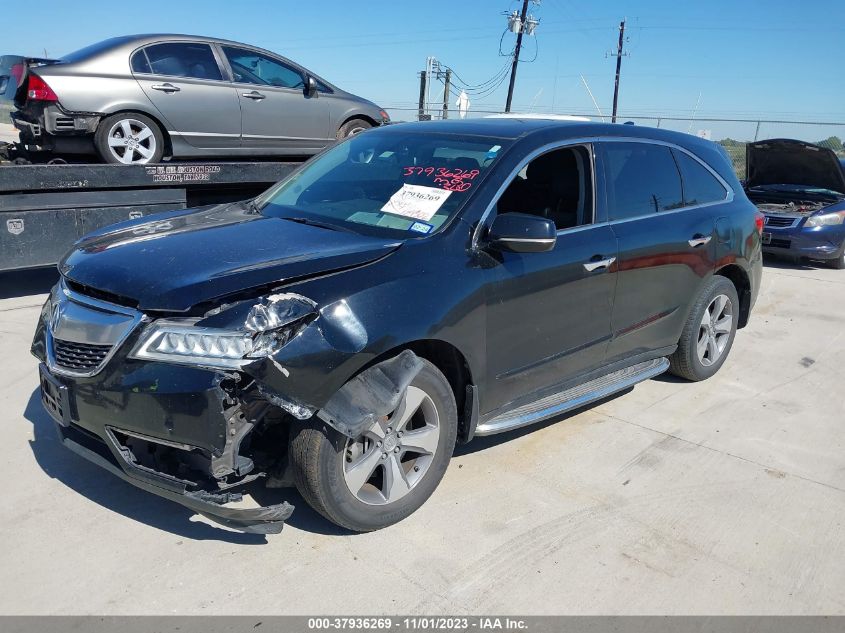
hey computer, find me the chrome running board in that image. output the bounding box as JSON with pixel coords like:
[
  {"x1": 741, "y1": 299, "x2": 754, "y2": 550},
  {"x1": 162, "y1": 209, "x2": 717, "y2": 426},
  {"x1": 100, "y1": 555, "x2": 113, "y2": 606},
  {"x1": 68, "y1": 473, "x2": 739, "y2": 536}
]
[{"x1": 474, "y1": 357, "x2": 669, "y2": 436}]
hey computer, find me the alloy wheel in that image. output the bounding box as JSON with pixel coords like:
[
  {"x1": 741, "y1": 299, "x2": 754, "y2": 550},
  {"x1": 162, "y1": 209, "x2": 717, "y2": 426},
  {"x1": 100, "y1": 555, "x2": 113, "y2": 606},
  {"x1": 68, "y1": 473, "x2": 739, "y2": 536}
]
[
  {"x1": 697, "y1": 293, "x2": 733, "y2": 367},
  {"x1": 342, "y1": 386, "x2": 441, "y2": 506},
  {"x1": 106, "y1": 119, "x2": 157, "y2": 164}
]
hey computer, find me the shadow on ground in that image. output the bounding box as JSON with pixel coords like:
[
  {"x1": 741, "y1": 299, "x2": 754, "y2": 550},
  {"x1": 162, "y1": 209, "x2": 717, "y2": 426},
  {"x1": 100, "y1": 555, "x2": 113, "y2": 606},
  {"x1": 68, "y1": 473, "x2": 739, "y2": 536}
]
[
  {"x1": 22, "y1": 386, "x2": 352, "y2": 542},
  {"x1": 455, "y1": 388, "x2": 633, "y2": 456},
  {"x1": 762, "y1": 253, "x2": 835, "y2": 271},
  {"x1": 0, "y1": 268, "x2": 60, "y2": 299}
]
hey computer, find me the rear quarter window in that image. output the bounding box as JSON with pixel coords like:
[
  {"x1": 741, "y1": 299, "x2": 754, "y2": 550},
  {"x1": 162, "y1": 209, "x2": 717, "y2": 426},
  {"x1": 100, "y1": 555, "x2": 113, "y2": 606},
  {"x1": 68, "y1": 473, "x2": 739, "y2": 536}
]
[
  {"x1": 673, "y1": 150, "x2": 728, "y2": 206},
  {"x1": 130, "y1": 50, "x2": 151, "y2": 74}
]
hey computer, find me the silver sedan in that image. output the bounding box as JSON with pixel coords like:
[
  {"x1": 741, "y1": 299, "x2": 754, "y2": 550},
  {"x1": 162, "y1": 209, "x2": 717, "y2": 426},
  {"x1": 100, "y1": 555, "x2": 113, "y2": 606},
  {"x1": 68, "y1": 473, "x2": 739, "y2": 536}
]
[{"x1": 0, "y1": 34, "x2": 389, "y2": 163}]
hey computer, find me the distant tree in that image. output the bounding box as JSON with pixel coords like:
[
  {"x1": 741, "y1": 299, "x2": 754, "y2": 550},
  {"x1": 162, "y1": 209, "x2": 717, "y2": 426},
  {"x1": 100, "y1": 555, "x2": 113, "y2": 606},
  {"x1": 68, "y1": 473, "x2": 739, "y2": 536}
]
[{"x1": 817, "y1": 136, "x2": 843, "y2": 152}]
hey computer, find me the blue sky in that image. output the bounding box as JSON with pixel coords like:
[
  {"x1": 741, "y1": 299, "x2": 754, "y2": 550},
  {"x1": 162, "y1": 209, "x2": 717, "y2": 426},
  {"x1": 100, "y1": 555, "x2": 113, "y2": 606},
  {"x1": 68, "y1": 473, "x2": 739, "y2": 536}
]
[{"x1": 5, "y1": 0, "x2": 844, "y2": 140}]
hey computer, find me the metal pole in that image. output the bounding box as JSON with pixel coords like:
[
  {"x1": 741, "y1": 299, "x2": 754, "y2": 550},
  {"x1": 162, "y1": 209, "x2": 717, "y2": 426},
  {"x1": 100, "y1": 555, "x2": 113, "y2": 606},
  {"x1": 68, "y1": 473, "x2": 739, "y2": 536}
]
[
  {"x1": 418, "y1": 71, "x2": 427, "y2": 121},
  {"x1": 442, "y1": 70, "x2": 451, "y2": 120},
  {"x1": 754, "y1": 121, "x2": 761, "y2": 141},
  {"x1": 611, "y1": 19, "x2": 625, "y2": 123},
  {"x1": 505, "y1": 0, "x2": 530, "y2": 113},
  {"x1": 425, "y1": 57, "x2": 433, "y2": 118}
]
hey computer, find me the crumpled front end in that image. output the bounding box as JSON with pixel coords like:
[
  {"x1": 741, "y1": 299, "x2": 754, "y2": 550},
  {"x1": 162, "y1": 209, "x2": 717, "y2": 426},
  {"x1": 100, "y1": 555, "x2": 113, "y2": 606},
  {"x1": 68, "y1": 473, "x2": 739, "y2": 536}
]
[{"x1": 32, "y1": 277, "x2": 410, "y2": 534}]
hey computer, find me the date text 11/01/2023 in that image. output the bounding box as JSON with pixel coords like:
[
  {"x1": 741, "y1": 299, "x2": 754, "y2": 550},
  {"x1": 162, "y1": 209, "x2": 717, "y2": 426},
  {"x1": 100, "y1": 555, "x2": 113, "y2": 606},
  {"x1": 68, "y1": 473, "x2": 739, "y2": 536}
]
[{"x1": 306, "y1": 617, "x2": 528, "y2": 630}]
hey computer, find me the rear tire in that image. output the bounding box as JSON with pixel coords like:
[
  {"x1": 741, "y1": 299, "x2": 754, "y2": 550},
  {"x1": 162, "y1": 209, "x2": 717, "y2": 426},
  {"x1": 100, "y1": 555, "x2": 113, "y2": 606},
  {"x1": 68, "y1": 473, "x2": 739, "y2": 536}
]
[
  {"x1": 669, "y1": 275, "x2": 739, "y2": 382},
  {"x1": 290, "y1": 359, "x2": 457, "y2": 532},
  {"x1": 336, "y1": 118, "x2": 373, "y2": 140},
  {"x1": 94, "y1": 112, "x2": 165, "y2": 164}
]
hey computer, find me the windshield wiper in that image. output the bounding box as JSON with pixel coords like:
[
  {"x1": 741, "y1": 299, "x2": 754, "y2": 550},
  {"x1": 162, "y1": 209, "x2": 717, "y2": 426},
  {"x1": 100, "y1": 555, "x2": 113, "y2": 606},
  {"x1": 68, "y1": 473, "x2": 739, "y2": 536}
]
[{"x1": 281, "y1": 216, "x2": 356, "y2": 234}]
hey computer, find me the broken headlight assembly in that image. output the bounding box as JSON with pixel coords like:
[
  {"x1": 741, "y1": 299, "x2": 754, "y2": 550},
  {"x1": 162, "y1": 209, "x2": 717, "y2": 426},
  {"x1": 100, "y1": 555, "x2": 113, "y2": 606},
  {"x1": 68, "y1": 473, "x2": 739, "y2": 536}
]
[
  {"x1": 129, "y1": 294, "x2": 317, "y2": 370},
  {"x1": 805, "y1": 210, "x2": 845, "y2": 227}
]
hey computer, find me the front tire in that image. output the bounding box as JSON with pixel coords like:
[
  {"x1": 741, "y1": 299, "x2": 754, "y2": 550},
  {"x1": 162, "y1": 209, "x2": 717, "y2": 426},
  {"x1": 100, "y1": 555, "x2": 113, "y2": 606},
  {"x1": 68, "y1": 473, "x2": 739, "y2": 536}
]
[
  {"x1": 290, "y1": 359, "x2": 457, "y2": 532},
  {"x1": 336, "y1": 118, "x2": 373, "y2": 140},
  {"x1": 94, "y1": 112, "x2": 165, "y2": 164},
  {"x1": 669, "y1": 275, "x2": 739, "y2": 381}
]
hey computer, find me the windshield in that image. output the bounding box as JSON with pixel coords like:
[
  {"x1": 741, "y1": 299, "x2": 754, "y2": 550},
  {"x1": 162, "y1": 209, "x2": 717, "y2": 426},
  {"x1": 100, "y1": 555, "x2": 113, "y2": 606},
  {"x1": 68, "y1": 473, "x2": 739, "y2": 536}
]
[{"x1": 256, "y1": 130, "x2": 509, "y2": 238}]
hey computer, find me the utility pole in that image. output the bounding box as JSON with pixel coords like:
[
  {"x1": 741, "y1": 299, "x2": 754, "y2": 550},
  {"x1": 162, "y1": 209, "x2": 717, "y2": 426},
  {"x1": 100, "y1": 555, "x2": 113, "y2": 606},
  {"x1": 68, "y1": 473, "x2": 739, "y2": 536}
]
[
  {"x1": 417, "y1": 70, "x2": 427, "y2": 121},
  {"x1": 442, "y1": 69, "x2": 451, "y2": 119},
  {"x1": 505, "y1": 0, "x2": 530, "y2": 113},
  {"x1": 610, "y1": 19, "x2": 626, "y2": 123}
]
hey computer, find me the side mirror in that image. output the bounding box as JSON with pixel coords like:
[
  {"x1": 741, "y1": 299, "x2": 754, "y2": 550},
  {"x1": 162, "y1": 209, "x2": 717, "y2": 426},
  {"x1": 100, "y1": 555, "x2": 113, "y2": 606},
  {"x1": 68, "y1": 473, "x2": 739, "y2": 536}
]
[
  {"x1": 487, "y1": 213, "x2": 556, "y2": 253},
  {"x1": 305, "y1": 76, "x2": 318, "y2": 97}
]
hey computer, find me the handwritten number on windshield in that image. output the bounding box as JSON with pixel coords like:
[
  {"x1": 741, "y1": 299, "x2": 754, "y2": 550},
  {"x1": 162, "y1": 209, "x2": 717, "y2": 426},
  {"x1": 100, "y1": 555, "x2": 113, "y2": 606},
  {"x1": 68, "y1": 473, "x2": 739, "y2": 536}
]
[{"x1": 403, "y1": 166, "x2": 479, "y2": 192}]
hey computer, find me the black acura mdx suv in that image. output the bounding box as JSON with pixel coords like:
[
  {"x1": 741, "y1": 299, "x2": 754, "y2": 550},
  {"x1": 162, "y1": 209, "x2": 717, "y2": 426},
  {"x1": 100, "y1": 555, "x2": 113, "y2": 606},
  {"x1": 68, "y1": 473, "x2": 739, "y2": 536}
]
[{"x1": 33, "y1": 119, "x2": 763, "y2": 533}]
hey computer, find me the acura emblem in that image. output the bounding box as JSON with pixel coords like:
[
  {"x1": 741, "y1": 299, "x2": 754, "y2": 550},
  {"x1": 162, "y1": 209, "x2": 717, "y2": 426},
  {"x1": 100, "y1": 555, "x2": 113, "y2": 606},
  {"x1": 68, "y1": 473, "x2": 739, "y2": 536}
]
[{"x1": 50, "y1": 302, "x2": 63, "y2": 333}]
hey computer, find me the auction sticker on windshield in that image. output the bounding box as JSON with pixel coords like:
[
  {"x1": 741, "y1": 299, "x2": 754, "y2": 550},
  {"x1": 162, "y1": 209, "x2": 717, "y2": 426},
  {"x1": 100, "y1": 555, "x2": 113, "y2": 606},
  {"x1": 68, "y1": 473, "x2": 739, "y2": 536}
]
[{"x1": 381, "y1": 184, "x2": 452, "y2": 221}]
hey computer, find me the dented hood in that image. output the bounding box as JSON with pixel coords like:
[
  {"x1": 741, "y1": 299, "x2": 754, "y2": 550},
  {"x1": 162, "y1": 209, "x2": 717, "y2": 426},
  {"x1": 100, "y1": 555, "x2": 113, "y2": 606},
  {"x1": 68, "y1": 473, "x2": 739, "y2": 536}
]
[
  {"x1": 746, "y1": 139, "x2": 845, "y2": 194},
  {"x1": 60, "y1": 203, "x2": 400, "y2": 312}
]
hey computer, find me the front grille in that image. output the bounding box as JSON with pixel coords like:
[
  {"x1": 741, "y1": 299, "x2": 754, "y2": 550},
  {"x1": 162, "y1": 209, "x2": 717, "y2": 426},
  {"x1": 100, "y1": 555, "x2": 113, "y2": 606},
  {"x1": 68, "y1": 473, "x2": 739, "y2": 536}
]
[
  {"x1": 769, "y1": 238, "x2": 792, "y2": 249},
  {"x1": 764, "y1": 216, "x2": 797, "y2": 228},
  {"x1": 53, "y1": 338, "x2": 113, "y2": 371}
]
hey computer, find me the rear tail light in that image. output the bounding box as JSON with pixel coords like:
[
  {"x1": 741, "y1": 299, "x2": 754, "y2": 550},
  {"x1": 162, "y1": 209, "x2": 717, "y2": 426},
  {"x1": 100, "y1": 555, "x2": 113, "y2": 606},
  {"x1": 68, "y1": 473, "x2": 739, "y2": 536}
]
[
  {"x1": 26, "y1": 73, "x2": 58, "y2": 102},
  {"x1": 754, "y1": 212, "x2": 765, "y2": 234}
]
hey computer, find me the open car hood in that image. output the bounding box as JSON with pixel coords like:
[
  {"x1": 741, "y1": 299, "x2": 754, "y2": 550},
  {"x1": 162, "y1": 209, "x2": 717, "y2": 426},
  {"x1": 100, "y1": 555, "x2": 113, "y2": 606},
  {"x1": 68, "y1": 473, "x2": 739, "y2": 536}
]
[
  {"x1": 60, "y1": 203, "x2": 400, "y2": 312},
  {"x1": 746, "y1": 139, "x2": 845, "y2": 194}
]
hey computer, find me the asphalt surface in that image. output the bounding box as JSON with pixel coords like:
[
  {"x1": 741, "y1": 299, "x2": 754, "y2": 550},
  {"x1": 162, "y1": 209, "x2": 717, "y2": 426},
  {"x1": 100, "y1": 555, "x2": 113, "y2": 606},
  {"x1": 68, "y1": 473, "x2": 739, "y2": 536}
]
[{"x1": 0, "y1": 258, "x2": 843, "y2": 615}]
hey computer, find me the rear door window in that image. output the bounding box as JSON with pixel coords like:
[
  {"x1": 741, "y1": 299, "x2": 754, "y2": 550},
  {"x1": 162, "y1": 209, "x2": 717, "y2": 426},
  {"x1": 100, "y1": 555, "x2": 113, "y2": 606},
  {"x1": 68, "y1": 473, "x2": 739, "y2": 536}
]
[
  {"x1": 673, "y1": 149, "x2": 728, "y2": 206},
  {"x1": 601, "y1": 142, "x2": 684, "y2": 220},
  {"x1": 136, "y1": 43, "x2": 223, "y2": 81},
  {"x1": 221, "y1": 46, "x2": 304, "y2": 88}
]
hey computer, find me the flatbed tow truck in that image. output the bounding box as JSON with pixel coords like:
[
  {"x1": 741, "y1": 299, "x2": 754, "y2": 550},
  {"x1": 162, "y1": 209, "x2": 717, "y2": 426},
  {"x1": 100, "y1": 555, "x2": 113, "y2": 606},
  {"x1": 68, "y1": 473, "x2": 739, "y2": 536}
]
[{"x1": 1, "y1": 141, "x2": 299, "y2": 272}]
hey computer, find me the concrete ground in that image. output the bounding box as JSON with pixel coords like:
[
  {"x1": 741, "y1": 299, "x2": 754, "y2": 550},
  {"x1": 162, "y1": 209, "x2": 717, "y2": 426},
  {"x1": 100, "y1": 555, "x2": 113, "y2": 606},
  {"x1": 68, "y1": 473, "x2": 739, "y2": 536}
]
[
  {"x1": 0, "y1": 122, "x2": 17, "y2": 144},
  {"x1": 0, "y1": 259, "x2": 842, "y2": 615}
]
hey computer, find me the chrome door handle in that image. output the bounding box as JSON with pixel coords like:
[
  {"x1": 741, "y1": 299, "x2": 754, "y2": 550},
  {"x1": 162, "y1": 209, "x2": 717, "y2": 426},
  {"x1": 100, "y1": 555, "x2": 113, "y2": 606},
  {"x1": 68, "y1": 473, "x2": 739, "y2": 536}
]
[
  {"x1": 688, "y1": 235, "x2": 712, "y2": 247},
  {"x1": 242, "y1": 91, "x2": 266, "y2": 100},
  {"x1": 583, "y1": 256, "x2": 616, "y2": 272},
  {"x1": 151, "y1": 83, "x2": 180, "y2": 93}
]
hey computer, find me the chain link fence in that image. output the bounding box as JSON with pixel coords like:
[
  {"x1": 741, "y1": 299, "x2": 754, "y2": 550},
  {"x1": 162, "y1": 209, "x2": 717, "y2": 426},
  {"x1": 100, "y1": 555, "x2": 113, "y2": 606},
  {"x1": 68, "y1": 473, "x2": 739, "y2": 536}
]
[{"x1": 386, "y1": 105, "x2": 845, "y2": 180}]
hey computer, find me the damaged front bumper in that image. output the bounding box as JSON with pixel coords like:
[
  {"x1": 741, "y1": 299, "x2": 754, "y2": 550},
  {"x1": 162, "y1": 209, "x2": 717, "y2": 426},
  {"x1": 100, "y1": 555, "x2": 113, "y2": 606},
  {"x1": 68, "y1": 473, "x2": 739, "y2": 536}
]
[
  {"x1": 38, "y1": 361, "x2": 293, "y2": 534},
  {"x1": 56, "y1": 417, "x2": 293, "y2": 534},
  {"x1": 31, "y1": 279, "x2": 421, "y2": 534}
]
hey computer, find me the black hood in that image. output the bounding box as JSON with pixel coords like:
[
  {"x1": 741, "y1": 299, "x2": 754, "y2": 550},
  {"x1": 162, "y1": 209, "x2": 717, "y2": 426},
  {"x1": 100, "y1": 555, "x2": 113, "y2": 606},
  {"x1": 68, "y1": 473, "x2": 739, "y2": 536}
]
[
  {"x1": 60, "y1": 204, "x2": 400, "y2": 312},
  {"x1": 746, "y1": 139, "x2": 845, "y2": 194}
]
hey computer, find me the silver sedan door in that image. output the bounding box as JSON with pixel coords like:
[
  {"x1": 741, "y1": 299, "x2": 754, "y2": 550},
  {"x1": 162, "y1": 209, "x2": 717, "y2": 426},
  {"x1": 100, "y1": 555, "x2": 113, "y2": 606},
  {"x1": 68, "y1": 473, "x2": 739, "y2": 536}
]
[
  {"x1": 219, "y1": 45, "x2": 332, "y2": 153},
  {"x1": 132, "y1": 41, "x2": 241, "y2": 149}
]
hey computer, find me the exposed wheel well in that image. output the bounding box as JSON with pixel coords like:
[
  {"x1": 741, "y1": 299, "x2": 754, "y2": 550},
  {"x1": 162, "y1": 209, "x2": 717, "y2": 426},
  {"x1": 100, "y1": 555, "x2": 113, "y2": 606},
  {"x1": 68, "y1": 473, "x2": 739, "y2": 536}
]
[
  {"x1": 715, "y1": 264, "x2": 751, "y2": 328},
  {"x1": 339, "y1": 114, "x2": 378, "y2": 130},
  {"x1": 101, "y1": 109, "x2": 172, "y2": 158},
  {"x1": 365, "y1": 340, "x2": 475, "y2": 442}
]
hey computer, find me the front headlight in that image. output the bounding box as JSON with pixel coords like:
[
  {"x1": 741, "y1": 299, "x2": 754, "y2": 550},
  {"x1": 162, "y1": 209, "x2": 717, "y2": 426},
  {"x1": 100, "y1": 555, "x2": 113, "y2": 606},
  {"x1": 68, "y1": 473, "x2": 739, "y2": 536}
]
[
  {"x1": 129, "y1": 293, "x2": 316, "y2": 370},
  {"x1": 805, "y1": 210, "x2": 845, "y2": 227}
]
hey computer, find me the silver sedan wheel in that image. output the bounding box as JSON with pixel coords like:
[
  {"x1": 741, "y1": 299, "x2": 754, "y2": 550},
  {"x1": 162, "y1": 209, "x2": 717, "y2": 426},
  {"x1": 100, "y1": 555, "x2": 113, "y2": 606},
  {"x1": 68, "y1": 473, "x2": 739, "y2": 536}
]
[
  {"x1": 346, "y1": 124, "x2": 369, "y2": 136},
  {"x1": 697, "y1": 293, "x2": 733, "y2": 367},
  {"x1": 342, "y1": 386, "x2": 441, "y2": 506},
  {"x1": 106, "y1": 119, "x2": 157, "y2": 164}
]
